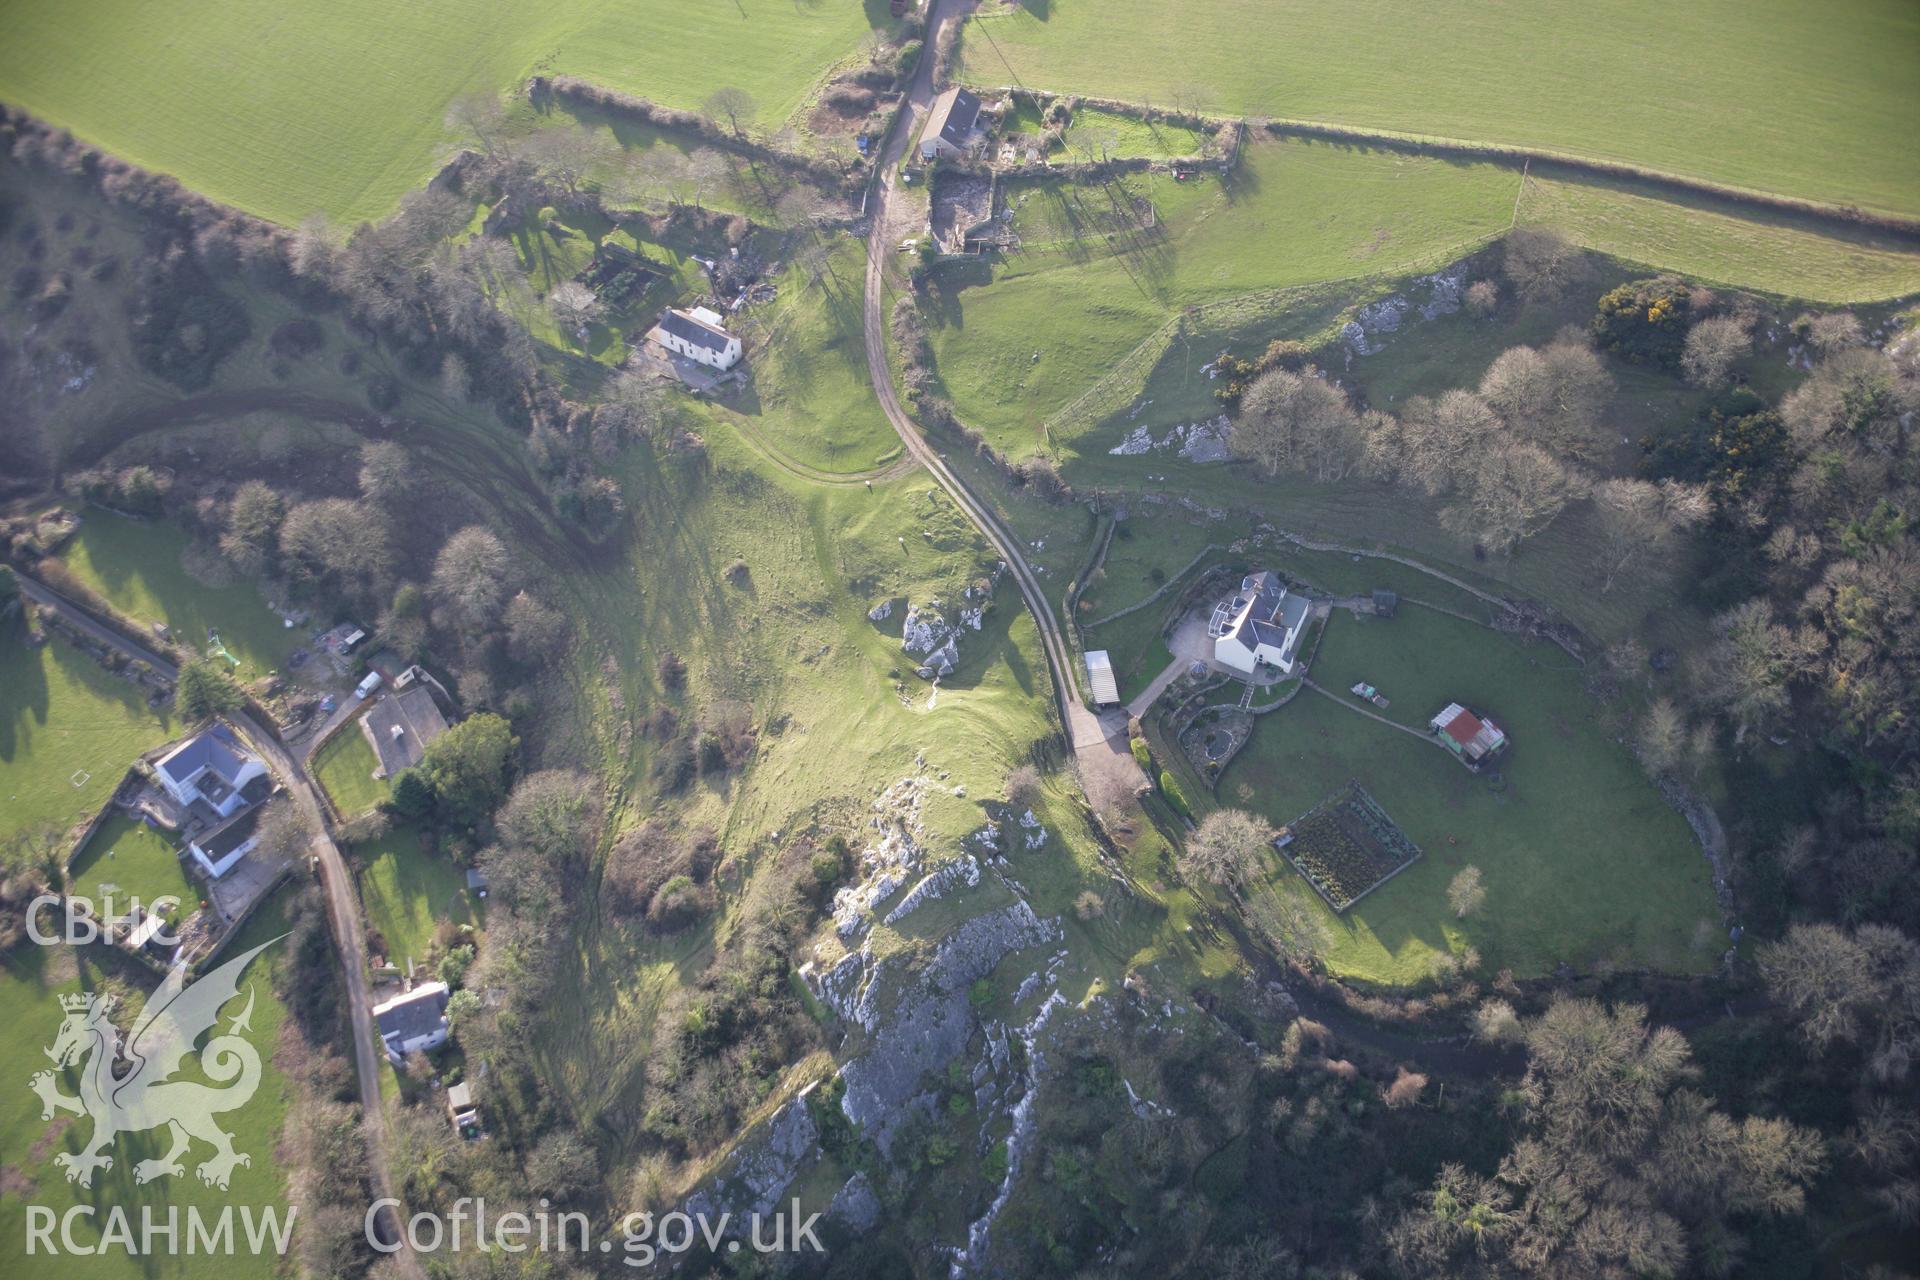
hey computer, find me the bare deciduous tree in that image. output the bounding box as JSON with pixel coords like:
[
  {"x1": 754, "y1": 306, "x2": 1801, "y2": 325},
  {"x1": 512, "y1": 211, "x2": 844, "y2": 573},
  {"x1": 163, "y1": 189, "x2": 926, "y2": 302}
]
[
  {"x1": 1231, "y1": 368, "x2": 1365, "y2": 482},
  {"x1": 1180, "y1": 808, "x2": 1274, "y2": 889},
  {"x1": 703, "y1": 87, "x2": 758, "y2": 138},
  {"x1": 357, "y1": 440, "x2": 414, "y2": 504},
  {"x1": 1441, "y1": 440, "x2": 1581, "y2": 555},
  {"x1": 1447, "y1": 865, "x2": 1486, "y2": 918},
  {"x1": 430, "y1": 525, "x2": 513, "y2": 633},
  {"x1": 1682, "y1": 314, "x2": 1753, "y2": 388},
  {"x1": 549, "y1": 281, "x2": 603, "y2": 336},
  {"x1": 1501, "y1": 227, "x2": 1589, "y2": 304}
]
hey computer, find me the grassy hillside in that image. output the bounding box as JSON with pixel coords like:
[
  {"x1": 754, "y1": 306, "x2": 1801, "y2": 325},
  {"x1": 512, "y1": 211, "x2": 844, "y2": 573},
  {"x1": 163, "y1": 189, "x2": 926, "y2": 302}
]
[
  {"x1": 0, "y1": 0, "x2": 882, "y2": 226},
  {"x1": 960, "y1": 0, "x2": 1920, "y2": 215},
  {"x1": 925, "y1": 138, "x2": 1520, "y2": 456}
]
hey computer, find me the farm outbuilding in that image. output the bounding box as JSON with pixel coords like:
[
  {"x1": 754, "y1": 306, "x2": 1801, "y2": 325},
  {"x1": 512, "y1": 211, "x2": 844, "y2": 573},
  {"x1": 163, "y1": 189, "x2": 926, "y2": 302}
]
[
  {"x1": 1084, "y1": 649, "x2": 1120, "y2": 706},
  {"x1": 918, "y1": 86, "x2": 983, "y2": 161},
  {"x1": 1430, "y1": 702, "x2": 1508, "y2": 766}
]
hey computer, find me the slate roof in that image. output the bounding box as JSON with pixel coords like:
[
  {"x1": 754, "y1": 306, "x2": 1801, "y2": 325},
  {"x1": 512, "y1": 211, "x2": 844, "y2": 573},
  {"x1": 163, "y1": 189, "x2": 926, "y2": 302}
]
[
  {"x1": 657, "y1": 308, "x2": 734, "y2": 355},
  {"x1": 374, "y1": 982, "x2": 449, "y2": 1042},
  {"x1": 1226, "y1": 572, "x2": 1309, "y2": 656},
  {"x1": 196, "y1": 806, "x2": 260, "y2": 860},
  {"x1": 922, "y1": 87, "x2": 982, "y2": 151},
  {"x1": 365, "y1": 684, "x2": 450, "y2": 776},
  {"x1": 156, "y1": 726, "x2": 253, "y2": 787}
]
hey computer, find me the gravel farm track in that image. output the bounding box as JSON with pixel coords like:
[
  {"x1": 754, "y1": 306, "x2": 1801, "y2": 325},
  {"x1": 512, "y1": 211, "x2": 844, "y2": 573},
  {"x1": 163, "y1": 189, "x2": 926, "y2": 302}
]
[{"x1": 861, "y1": 0, "x2": 1147, "y2": 804}]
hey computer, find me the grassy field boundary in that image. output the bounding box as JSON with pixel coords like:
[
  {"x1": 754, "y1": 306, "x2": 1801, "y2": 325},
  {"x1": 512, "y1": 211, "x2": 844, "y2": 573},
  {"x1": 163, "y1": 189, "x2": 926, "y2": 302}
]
[{"x1": 1250, "y1": 119, "x2": 1920, "y2": 237}]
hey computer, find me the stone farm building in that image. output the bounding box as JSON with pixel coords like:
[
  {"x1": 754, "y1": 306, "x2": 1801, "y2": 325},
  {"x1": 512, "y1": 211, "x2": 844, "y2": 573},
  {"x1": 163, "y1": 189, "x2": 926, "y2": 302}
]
[
  {"x1": 648, "y1": 306, "x2": 742, "y2": 371},
  {"x1": 374, "y1": 981, "x2": 451, "y2": 1064},
  {"x1": 918, "y1": 86, "x2": 983, "y2": 161},
  {"x1": 361, "y1": 670, "x2": 451, "y2": 778},
  {"x1": 1211, "y1": 571, "x2": 1310, "y2": 676},
  {"x1": 1430, "y1": 702, "x2": 1509, "y2": 766}
]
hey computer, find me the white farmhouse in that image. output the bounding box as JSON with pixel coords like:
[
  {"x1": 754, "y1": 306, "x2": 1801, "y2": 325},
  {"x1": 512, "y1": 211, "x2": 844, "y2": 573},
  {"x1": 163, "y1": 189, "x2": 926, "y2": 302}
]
[
  {"x1": 1210, "y1": 571, "x2": 1311, "y2": 675},
  {"x1": 649, "y1": 306, "x2": 742, "y2": 371},
  {"x1": 373, "y1": 981, "x2": 451, "y2": 1064},
  {"x1": 153, "y1": 726, "x2": 269, "y2": 820}
]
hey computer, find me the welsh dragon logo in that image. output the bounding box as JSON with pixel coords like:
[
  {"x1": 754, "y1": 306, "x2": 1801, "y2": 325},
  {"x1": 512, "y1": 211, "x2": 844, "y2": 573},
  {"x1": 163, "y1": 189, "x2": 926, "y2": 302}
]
[{"x1": 28, "y1": 938, "x2": 278, "y2": 1190}]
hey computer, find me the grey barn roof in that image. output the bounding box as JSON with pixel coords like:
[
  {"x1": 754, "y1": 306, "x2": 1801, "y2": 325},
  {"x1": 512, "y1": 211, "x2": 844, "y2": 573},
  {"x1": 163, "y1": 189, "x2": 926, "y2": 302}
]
[
  {"x1": 365, "y1": 684, "x2": 450, "y2": 777},
  {"x1": 197, "y1": 806, "x2": 260, "y2": 860},
  {"x1": 657, "y1": 308, "x2": 733, "y2": 355},
  {"x1": 924, "y1": 87, "x2": 982, "y2": 150}
]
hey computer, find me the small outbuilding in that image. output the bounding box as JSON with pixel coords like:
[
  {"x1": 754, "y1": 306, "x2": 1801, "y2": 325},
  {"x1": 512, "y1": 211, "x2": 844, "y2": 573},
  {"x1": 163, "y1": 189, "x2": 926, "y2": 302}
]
[
  {"x1": 1430, "y1": 702, "x2": 1508, "y2": 767},
  {"x1": 1084, "y1": 649, "x2": 1120, "y2": 707}
]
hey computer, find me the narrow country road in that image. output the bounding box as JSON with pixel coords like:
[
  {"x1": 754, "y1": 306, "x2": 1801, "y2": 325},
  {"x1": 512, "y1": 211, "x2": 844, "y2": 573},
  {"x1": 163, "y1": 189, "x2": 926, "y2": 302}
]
[
  {"x1": 16, "y1": 574, "x2": 421, "y2": 1277},
  {"x1": 860, "y1": 0, "x2": 1145, "y2": 797}
]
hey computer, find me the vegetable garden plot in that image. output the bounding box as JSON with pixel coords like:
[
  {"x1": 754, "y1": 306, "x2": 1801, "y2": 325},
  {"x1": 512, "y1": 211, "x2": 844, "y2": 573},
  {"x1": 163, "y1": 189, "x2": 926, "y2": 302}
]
[{"x1": 1274, "y1": 781, "x2": 1422, "y2": 911}]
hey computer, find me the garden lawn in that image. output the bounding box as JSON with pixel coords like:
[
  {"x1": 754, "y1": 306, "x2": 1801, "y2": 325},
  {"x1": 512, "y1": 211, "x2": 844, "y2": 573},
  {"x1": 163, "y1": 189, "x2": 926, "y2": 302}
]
[
  {"x1": 1224, "y1": 608, "x2": 1717, "y2": 985},
  {"x1": 0, "y1": 626, "x2": 174, "y2": 845},
  {"x1": 925, "y1": 138, "x2": 1518, "y2": 457},
  {"x1": 67, "y1": 813, "x2": 196, "y2": 918},
  {"x1": 313, "y1": 725, "x2": 389, "y2": 817},
  {"x1": 55, "y1": 511, "x2": 294, "y2": 677},
  {"x1": 356, "y1": 824, "x2": 475, "y2": 969},
  {"x1": 0, "y1": 0, "x2": 884, "y2": 226},
  {"x1": 0, "y1": 888, "x2": 298, "y2": 1279},
  {"x1": 960, "y1": 0, "x2": 1920, "y2": 215}
]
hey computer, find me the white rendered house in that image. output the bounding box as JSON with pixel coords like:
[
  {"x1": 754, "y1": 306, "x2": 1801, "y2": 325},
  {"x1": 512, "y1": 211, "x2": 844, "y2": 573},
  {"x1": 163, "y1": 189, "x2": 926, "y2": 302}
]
[
  {"x1": 650, "y1": 306, "x2": 742, "y2": 371},
  {"x1": 1210, "y1": 571, "x2": 1311, "y2": 675}
]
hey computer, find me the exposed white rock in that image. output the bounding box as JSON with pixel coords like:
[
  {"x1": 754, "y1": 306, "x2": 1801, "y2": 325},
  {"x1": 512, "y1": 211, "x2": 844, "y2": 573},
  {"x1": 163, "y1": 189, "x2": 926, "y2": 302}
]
[
  {"x1": 883, "y1": 856, "x2": 981, "y2": 926},
  {"x1": 867, "y1": 598, "x2": 894, "y2": 622}
]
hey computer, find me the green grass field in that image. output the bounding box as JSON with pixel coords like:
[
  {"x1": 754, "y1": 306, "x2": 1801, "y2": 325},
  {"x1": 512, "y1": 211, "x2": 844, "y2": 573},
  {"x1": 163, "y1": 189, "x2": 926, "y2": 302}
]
[
  {"x1": 0, "y1": 626, "x2": 175, "y2": 846},
  {"x1": 925, "y1": 138, "x2": 1519, "y2": 457},
  {"x1": 54, "y1": 512, "x2": 294, "y2": 678},
  {"x1": 355, "y1": 824, "x2": 475, "y2": 969},
  {"x1": 1061, "y1": 107, "x2": 1207, "y2": 162},
  {"x1": 1515, "y1": 170, "x2": 1920, "y2": 304},
  {"x1": 721, "y1": 241, "x2": 901, "y2": 475},
  {"x1": 961, "y1": 0, "x2": 1920, "y2": 215},
  {"x1": 1223, "y1": 608, "x2": 1717, "y2": 984},
  {"x1": 0, "y1": 0, "x2": 885, "y2": 226},
  {"x1": 312, "y1": 725, "x2": 388, "y2": 818},
  {"x1": 67, "y1": 813, "x2": 196, "y2": 918},
  {"x1": 0, "y1": 889, "x2": 297, "y2": 1279}
]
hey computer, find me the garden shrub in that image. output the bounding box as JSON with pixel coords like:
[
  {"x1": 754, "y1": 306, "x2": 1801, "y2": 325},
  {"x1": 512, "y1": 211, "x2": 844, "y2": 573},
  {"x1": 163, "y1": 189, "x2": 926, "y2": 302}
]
[
  {"x1": 1591, "y1": 276, "x2": 1692, "y2": 367},
  {"x1": 1160, "y1": 770, "x2": 1191, "y2": 819}
]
